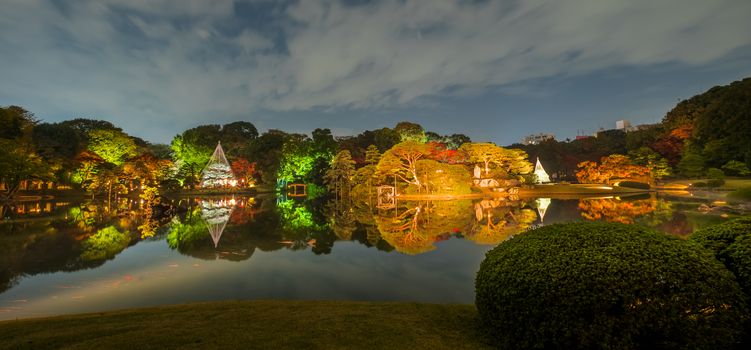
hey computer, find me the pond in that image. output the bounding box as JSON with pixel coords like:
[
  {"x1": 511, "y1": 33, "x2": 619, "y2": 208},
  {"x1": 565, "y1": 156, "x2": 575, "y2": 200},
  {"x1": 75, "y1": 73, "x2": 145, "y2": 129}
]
[{"x1": 0, "y1": 193, "x2": 743, "y2": 320}]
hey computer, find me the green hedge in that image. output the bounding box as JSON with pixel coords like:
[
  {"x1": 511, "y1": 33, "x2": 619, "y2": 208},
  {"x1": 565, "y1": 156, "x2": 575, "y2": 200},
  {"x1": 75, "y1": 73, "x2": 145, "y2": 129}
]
[
  {"x1": 691, "y1": 217, "x2": 751, "y2": 297},
  {"x1": 475, "y1": 222, "x2": 748, "y2": 350}
]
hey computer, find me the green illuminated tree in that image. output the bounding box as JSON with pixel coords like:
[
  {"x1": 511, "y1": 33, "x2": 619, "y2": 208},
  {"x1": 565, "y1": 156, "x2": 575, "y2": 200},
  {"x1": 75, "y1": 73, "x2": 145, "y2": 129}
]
[
  {"x1": 628, "y1": 146, "x2": 672, "y2": 180},
  {"x1": 394, "y1": 121, "x2": 427, "y2": 143},
  {"x1": 87, "y1": 129, "x2": 137, "y2": 166}
]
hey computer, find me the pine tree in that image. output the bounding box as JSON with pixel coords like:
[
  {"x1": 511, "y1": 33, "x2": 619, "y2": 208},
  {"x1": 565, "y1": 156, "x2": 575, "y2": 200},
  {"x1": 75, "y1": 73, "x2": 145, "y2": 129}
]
[
  {"x1": 365, "y1": 144, "x2": 381, "y2": 165},
  {"x1": 325, "y1": 150, "x2": 356, "y2": 197}
]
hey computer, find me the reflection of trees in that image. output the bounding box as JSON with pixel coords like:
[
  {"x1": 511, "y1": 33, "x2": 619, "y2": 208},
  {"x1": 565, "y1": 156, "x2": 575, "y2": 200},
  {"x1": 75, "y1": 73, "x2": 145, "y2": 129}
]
[
  {"x1": 374, "y1": 200, "x2": 472, "y2": 255},
  {"x1": 80, "y1": 226, "x2": 131, "y2": 261},
  {"x1": 578, "y1": 197, "x2": 657, "y2": 224},
  {"x1": 465, "y1": 199, "x2": 537, "y2": 245},
  {"x1": 0, "y1": 216, "x2": 137, "y2": 294},
  {"x1": 167, "y1": 198, "x2": 288, "y2": 260},
  {"x1": 326, "y1": 201, "x2": 357, "y2": 241},
  {"x1": 377, "y1": 206, "x2": 435, "y2": 255}
]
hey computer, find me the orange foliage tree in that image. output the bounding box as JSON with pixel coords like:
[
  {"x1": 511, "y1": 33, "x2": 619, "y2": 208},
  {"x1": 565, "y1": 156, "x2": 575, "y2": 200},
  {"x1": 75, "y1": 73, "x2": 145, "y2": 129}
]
[
  {"x1": 576, "y1": 154, "x2": 650, "y2": 184},
  {"x1": 231, "y1": 158, "x2": 257, "y2": 186}
]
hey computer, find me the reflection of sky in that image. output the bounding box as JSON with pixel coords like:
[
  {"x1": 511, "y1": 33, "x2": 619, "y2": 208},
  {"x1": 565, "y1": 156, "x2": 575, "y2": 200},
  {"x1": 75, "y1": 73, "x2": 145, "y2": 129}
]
[
  {"x1": 1, "y1": 195, "x2": 739, "y2": 320},
  {"x1": 0, "y1": 239, "x2": 491, "y2": 320}
]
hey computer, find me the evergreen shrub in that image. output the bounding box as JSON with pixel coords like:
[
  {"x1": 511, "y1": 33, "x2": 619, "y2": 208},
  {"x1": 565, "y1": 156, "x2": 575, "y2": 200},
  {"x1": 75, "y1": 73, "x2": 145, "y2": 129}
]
[{"x1": 475, "y1": 222, "x2": 747, "y2": 349}]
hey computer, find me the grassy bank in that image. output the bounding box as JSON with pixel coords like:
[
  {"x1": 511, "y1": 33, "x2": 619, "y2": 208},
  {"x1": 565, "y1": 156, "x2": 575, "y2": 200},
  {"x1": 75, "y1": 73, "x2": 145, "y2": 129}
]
[{"x1": 0, "y1": 300, "x2": 492, "y2": 350}]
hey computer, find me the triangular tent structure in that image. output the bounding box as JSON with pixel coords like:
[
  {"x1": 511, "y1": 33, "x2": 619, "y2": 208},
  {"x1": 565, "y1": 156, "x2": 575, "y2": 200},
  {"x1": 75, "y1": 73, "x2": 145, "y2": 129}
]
[
  {"x1": 200, "y1": 199, "x2": 234, "y2": 247},
  {"x1": 535, "y1": 197, "x2": 551, "y2": 223},
  {"x1": 201, "y1": 142, "x2": 236, "y2": 188},
  {"x1": 534, "y1": 157, "x2": 551, "y2": 183}
]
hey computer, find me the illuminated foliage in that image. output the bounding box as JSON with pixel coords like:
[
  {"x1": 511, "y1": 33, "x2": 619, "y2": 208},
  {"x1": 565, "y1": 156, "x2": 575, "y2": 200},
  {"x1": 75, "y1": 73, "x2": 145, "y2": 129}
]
[
  {"x1": 87, "y1": 129, "x2": 137, "y2": 166},
  {"x1": 376, "y1": 141, "x2": 430, "y2": 188},
  {"x1": 170, "y1": 134, "x2": 212, "y2": 188},
  {"x1": 576, "y1": 154, "x2": 650, "y2": 184},
  {"x1": 364, "y1": 144, "x2": 381, "y2": 165},
  {"x1": 394, "y1": 121, "x2": 427, "y2": 143},
  {"x1": 80, "y1": 226, "x2": 131, "y2": 261},
  {"x1": 460, "y1": 142, "x2": 504, "y2": 175},
  {"x1": 71, "y1": 150, "x2": 105, "y2": 186},
  {"x1": 230, "y1": 158, "x2": 257, "y2": 186},
  {"x1": 122, "y1": 153, "x2": 174, "y2": 187},
  {"x1": 324, "y1": 150, "x2": 356, "y2": 196},
  {"x1": 414, "y1": 159, "x2": 471, "y2": 195},
  {"x1": 628, "y1": 147, "x2": 671, "y2": 180}
]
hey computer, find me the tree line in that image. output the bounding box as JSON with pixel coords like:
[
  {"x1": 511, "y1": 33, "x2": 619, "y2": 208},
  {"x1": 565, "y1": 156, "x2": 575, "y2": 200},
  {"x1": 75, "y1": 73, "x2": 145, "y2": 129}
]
[{"x1": 515, "y1": 76, "x2": 751, "y2": 181}]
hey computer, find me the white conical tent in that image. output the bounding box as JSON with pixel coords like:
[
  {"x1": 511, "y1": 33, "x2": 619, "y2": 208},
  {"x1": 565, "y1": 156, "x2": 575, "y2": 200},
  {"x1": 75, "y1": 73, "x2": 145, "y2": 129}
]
[
  {"x1": 534, "y1": 157, "x2": 551, "y2": 183},
  {"x1": 201, "y1": 142, "x2": 236, "y2": 188}
]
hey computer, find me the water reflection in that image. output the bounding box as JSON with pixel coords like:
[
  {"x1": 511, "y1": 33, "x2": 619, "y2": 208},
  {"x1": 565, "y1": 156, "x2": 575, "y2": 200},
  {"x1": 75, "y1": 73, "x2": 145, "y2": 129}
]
[{"x1": 0, "y1": 193, "x2": 745, "y2": 317}]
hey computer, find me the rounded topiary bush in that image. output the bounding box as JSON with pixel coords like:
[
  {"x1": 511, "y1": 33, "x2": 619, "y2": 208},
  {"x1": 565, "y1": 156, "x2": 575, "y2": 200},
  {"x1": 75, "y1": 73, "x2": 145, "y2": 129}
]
[
  {"x1": 691, "y1": 217, "x2": 751, "y2": 297},
  {"x1": 475, "y1": 222, "x2": 748, "y2": 350}
]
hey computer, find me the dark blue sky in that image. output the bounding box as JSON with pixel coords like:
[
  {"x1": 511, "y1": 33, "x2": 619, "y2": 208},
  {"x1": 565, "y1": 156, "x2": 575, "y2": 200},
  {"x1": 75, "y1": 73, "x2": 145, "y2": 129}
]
[{"x1": 1, "y1": 0, "x2": 750, "y2": 145}]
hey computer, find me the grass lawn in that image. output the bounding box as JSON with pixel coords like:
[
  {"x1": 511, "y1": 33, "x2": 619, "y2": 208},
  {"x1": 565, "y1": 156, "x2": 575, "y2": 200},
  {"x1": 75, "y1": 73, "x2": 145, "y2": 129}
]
[
  {"x1": 519, "y1": 183, "x2": 646, "y2": 198},
  {"x1": 665, "y1": 178, "x2": 751, "y2": 190},
  {"x1": 0, "y1": 300, "x2": 493, "y2": 350}
]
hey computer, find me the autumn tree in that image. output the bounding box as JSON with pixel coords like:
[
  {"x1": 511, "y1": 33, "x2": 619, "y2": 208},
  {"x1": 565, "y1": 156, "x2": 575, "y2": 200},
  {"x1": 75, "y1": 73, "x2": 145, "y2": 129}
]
[
  {"x1": 459, "y1": 142, "x2": 505, "y2": 175},
  {"x1": 376, "y1": 141, "x2": 430, "y2": 188},
  {"x1": 498, "y1": 148, "x2": 534, "y2": 175},
  {"x1": 122, "y1": 153, "x2": 174, "y2": 188},
  {"x1": 576, "y1": 155, "x2": 650, "y2": 184},
  {"x1": 231, "y1": 158, "x2": 257, "y2": 186}
]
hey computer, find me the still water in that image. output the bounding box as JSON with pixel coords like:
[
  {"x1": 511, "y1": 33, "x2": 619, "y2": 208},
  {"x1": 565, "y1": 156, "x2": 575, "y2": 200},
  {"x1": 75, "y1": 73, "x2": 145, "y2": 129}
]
[{"x1": 0, "y1": 193, "x2": 740, "y2": 320}]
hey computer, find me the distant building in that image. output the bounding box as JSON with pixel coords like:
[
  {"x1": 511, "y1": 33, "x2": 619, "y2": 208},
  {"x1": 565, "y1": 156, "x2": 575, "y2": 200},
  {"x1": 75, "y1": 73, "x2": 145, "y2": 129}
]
[
  {"x1": 615, "y1": 119, "x2": 632, "y2": 130},
  {"x1": 522, "y1": 133, "x2": 555, "y2": 145}
]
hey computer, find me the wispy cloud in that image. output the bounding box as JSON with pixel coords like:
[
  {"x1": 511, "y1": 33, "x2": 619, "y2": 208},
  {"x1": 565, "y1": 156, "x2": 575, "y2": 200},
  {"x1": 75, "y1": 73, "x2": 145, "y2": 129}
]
[{"x1": 0, "y1": 0, "x2": 749, "y2": 141}]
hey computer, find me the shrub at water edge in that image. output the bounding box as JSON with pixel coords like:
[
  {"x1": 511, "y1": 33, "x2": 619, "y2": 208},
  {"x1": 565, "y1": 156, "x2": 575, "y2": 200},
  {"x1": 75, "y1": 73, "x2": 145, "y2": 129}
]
[
  {"x1": 691, "y1": 217, "x2": 751, "y2": 297},
  {"x1": 475, "y1": 222, "x2": 747, "y2": 350}
]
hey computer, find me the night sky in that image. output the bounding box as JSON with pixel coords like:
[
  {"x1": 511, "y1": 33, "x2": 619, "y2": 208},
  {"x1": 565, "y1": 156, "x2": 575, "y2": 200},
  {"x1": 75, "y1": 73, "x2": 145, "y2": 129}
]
[{"x1": 1, "y1": 0, "x2": 750, "y2": 145}]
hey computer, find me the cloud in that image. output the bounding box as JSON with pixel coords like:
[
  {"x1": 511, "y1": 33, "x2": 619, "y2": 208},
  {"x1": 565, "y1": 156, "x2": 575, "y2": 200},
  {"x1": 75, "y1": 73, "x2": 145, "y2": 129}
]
[{"x1": 0, "y1": 0, "x2": 749, "y2": 141}]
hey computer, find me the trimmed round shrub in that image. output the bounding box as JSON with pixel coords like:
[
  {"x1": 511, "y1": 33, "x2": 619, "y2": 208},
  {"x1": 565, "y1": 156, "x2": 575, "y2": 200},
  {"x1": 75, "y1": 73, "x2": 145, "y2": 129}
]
[
  {"x1": 707, "y1": 179, "x2": 726, "y2": 188},
  {"x1": 475, "y1": 222, "x2": 748, "y2": 350},
  {"x1": 691, "y1": 181, "x2": 708, "y2": 188},
  {"x1": 691, "y1": 217, "x2": 751, "y2": 297},
  {"x1": 617, "y1": 181, "x2": 651, "y2": 190}
]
